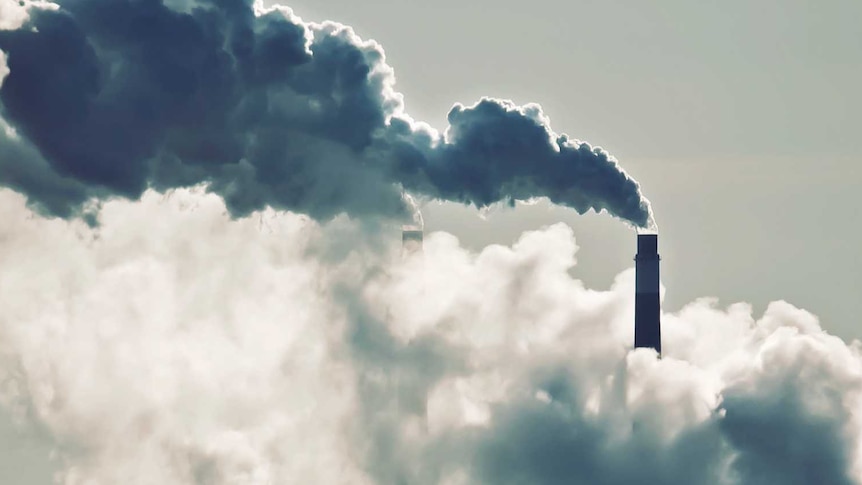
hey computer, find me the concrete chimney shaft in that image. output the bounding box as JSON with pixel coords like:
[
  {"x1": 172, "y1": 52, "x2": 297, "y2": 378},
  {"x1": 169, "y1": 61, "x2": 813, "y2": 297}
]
[
  {"x1": 635, "y1": 234, "x2": 661, "y2": 354},
  {"x1": 402, "y1": 225, "x2": 423, "y2": 254}
]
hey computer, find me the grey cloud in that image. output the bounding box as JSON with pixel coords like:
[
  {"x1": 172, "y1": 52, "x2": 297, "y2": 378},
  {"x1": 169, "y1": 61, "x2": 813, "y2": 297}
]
[
  {"x1": 0, "y1": 0, "x2": 653, "y2": 228},
  {"x1": 718, "y1": 332, "x2": 859, "y2": 485},
  {"x1": 406, "y1": 100, "x2": 653, "y2": 228},
  {"x1": 0, "y1": 126, "x2": 96, "y2": 218}
]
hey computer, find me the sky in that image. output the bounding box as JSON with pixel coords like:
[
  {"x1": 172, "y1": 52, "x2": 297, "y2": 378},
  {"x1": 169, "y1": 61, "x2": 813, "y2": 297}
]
[
  {"x1": 1, "y1": 1, "x2": 862, "y2": 484},
  {"x1": 282, "y1": 0, "x2": 862, "y2": 340}
]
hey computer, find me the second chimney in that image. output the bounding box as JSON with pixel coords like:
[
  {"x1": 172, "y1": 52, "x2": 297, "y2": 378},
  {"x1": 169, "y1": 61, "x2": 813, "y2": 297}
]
[{"x1": 402, "y1": 225, "x2": 423, "y2": 254}]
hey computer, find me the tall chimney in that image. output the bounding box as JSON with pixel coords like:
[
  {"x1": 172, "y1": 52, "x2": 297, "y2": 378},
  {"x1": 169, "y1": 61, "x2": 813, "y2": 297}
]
[
  {"x1": 635, "y1": 234, "x2": 661, "y2": 354},
  {"x1": 402, "y1": 225, "x2": 423, "y2": 254}
]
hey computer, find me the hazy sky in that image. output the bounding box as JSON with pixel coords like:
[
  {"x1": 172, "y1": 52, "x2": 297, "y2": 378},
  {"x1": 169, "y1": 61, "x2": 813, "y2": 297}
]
[
  {"x1": 282, "y1": 0, "x2": 862, "y2": 339},
  {"x1": 2, "y1": 1, "x2": 862, "y2": 483}
]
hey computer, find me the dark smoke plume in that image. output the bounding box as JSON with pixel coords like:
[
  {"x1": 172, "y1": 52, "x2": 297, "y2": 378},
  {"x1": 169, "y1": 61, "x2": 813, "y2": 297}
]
[{"x1": 0, "y1": 0, "x2": 654, "y2": 228}]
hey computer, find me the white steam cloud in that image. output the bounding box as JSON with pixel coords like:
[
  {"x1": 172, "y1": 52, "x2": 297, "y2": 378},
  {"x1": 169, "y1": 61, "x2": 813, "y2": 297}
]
[{"x1": 0, "y1": 187, "x2": 859, "y2": 484}]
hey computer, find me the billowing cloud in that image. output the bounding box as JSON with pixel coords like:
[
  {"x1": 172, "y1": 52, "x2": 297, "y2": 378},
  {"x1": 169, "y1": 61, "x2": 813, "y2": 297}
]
[
  {"x1": 1, "y1": 187, "x2": 860, "y2": 484},
  {"x1": 0, "y1": 0, "x2": 653, "y2": 228}
]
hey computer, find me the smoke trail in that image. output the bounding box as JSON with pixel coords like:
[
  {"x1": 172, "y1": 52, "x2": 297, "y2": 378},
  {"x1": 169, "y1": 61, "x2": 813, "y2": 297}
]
[
  {"x1": 402, "y1": 192, "x2": 424, "y2": 229},
  {"x1": 0, "y1": 187, "x2": 859, "y2": 484},
  {"x1": 0, "y1": 0, "x2": 654, "y2": 228}
]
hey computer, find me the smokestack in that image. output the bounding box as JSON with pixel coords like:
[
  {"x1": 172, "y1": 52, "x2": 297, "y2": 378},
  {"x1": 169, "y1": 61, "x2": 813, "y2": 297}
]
[
  {"x1": 635, "y1": 234, "x2": 661, "y2": 354},
  {"x1": 402, "y1": 225, "x2": 423, "y2": 254}
]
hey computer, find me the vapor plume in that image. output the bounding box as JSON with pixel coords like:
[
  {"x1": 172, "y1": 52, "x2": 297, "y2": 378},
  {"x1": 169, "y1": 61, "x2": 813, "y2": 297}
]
[
  {"x1": 1, "y1": 187, "x2": 860, "y2": 484},
  {"x1": 0, "y1": 0, "x2": 654, "y2": 228}
]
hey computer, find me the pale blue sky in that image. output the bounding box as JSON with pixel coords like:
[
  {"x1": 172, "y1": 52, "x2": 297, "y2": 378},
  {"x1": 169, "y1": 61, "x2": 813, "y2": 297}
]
[{"x1": 283, "y1": 0, "x2": 862, "y2": 339}]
